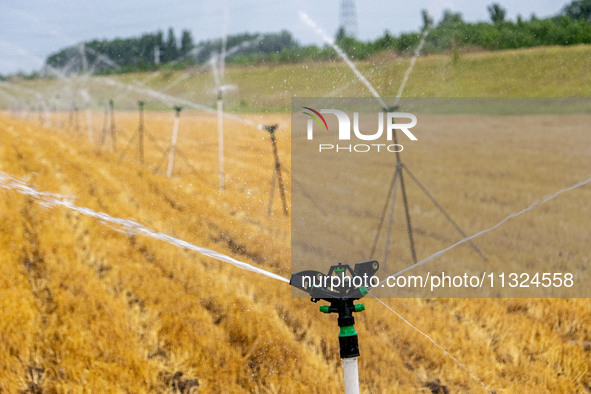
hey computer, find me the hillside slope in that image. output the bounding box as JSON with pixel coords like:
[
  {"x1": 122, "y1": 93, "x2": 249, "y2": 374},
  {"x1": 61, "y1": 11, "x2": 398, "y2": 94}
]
[{"x1": 4, "y1": 44, "x2": 591, "y2": 113}]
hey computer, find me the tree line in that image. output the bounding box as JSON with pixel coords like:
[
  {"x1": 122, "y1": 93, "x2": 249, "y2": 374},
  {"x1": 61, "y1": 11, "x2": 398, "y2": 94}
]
[
  {"x1": 332, "y1": 2, "x2": 591, "y2": 62},
  {"x1": 44, "y1": 28, "x2": 297, "y2": 75},
  {"x1": 40, "y1": 0, "x2": 591, "y2": 76}
]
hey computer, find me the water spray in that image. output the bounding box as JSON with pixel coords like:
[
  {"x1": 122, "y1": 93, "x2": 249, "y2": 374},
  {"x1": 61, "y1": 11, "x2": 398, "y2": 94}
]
[
  {"x1": 291, "y1": 260, "x2": 380, "y2": 394},
  {"x1": 0, "y1": 171, "x2": 289, "y2": 284},
  {"x1": 298, "y1": 10, "x2": 387, "y2": 110}
]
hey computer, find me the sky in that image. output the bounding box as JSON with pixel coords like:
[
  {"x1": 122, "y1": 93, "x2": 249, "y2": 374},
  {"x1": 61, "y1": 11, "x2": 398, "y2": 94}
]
[{"x1": 0, "y1": 0, "x2": 571, "y2": 75}]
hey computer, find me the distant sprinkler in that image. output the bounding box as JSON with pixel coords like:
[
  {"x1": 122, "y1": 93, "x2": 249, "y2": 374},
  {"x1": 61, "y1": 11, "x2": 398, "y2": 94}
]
[
  {"x1": 68, "y1": 101, "x2": 74, "y2": 131},
  {"x1": 369, "y1": 106, "x2": 488, "y2": 269},
  {"x1": 99, "y1": 103, "x2": 109, "y2": 147},
  {"x1": 78, "y1": 43, "x2": 88, "y2": 73},
  {"x1": 217, "y1": 86, "x2": 224, "y2": 191},
  {"x1": 38, "y1": 102, "x2": 43, "y2": 126},
  {"x1": 67, "y1": 100, "x2": 81, "y2": 134},
  {"x1": 209, "y1": 50, "x2": 225, "y2": 191},
  {"x1": 35, "y1": 93, "x2": 45, "y2": 126},
  {"x1": 118, "y1": 101, "x2": 146, "y2": 164},
  {"x1": 73, "y1": 103, "x2": 80, "y2": 134},
  {"x1": 152, "y1": 106, "x2": 196, "y2": 177},
  {"x1": 109, "y1": 99, "x2": 117, "y2": 152},
  {"x1": 138, "y1": 101, "x2": 145, "y2": 164},
  {"x1": 260, "y1": 124, "x2": 288, "y2": 216},
  {"x1": 54, "y1": 94, "x2": 62, "y2": 129},
  {"x1": 166, "y1": 106, "x2": 183, "y2": 178},
  {"x1": 81, "y1": 90, "x2": 93, "y2": 141}
]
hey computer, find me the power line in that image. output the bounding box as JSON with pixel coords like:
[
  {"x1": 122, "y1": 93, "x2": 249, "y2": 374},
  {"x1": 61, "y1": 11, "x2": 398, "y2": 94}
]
[{"x1": 339, "y1": 0, "x2": 358, "y2": 38}]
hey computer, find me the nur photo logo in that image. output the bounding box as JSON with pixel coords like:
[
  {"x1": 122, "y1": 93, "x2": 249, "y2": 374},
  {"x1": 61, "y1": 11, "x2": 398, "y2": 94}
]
[{"x1": 302, "y1": 107, "x2": 418, "y2": 153}]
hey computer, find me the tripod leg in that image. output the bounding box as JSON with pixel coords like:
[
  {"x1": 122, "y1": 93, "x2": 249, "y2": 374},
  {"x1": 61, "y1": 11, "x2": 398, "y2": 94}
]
[
  {"x1": 154, "y1": 147, "x2": 171, "y2": 174},
  {"x1": 267, "y1": 169, "x2": 277, "y2": 216},
  {"x1": 402, "y1": 164, "x2": 488, "y2": 263},
  {"x1": 398, "y1": 164, "x2": 418, "y2": 264},
  {"x1": 370, "y1": 168, "x2": 399, "y2": 259},
  {"x1": 284, "y1": 168, "x2": 326, "y2": 215},
  {"x1": 293, "y1": 177, "x2": 325, "y2": 215},
  {"x1": 391, "y1": 128, "x2": 417, "y2": 264},
  {"x1": 99, "y1": 109, "x2": 108, "y2": 147},
  {"x1": 145, "y1": 129, "x2": 167, "y2": 154},
  {"x1": 383, "y1": 166, "x2": 400, "y2": 267},
  {"x1": 175, "y1": 147, "x2": 199, "y2": 175},
  {"x1": 118, "y1": 133, "x2": 138, "y2": 163},
  {"x1": 276, "y1": 165, "x2": 288, "y2": 216}
]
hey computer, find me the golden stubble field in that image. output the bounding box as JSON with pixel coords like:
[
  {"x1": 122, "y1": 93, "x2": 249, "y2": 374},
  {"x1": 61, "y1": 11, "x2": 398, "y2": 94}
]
[{"x1": 0, "y1": 109, "x2": 589, "y2": 393}]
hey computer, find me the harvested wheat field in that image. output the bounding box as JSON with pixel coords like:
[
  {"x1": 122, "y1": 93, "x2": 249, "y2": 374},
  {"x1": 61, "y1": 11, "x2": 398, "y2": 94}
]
[{"x1": 0, "y1": 106, "x2": 590, "y2": 393}]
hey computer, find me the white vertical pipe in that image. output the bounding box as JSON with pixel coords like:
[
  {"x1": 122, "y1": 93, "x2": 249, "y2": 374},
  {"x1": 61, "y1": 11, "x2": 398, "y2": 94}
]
[
  {"x1": 167, "y1": 113, "x2": 180, "y2": 178},
  {"x1": 217, "y1": 93, "x2": 224, "y2": 190},
  {"x1": 343, "y1": 357, "x2": 360, "y2": 394},
  {"x1": 86, "y1": 106, "x2": 93, "y2": 142},
  {"x1": 42, "y1": 101, "x2": 49, "y2": 128},
  {"x1": 56, "y1": 96, "x2": 62, "y2": 129},
  {"x1": 45, "y1": 102, "x2": 52, "y2": 128}
]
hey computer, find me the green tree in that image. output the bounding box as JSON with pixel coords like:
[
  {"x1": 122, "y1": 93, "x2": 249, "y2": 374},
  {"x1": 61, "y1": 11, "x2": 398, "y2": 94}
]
[
  {"x1": 488, "y1": 3, "x2": 507, "y2": 24},
  {"x1": 373, "y1": 31, "x2": 395, "y2": 51},
  {"x1": 163, "y1": 27, "x2": 178, "y2": 62},
  {"x1": 180, "y1": 30, "x2": 194, "y2": 57},
  {"x1": 563, "y1": 0, "x2": 591, "y2": 20},
  {"x1": 439, "y1": 9, "x2": 463, "y2": 27},
  {"x1": 421, "y1": 9, "x2": 434, "y2": 31},
  {"x1": 336, "y1": 26, "x2": 347, "y2": 41}
]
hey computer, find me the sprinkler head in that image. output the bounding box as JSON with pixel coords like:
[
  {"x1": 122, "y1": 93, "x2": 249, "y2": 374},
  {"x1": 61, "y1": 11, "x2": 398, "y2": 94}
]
[
  {"x1": 383, "y1": 105, "x2": 399, "y2": 112},
  {"x1": 290, "y1": 260, "x2": 379, "y2": 300},
  {"x1": 290, "y1": 260, "x2": 379, "y2": 359},
  {"x1": 260, "y1": 124, "x2": 279, "y2": 135}
]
